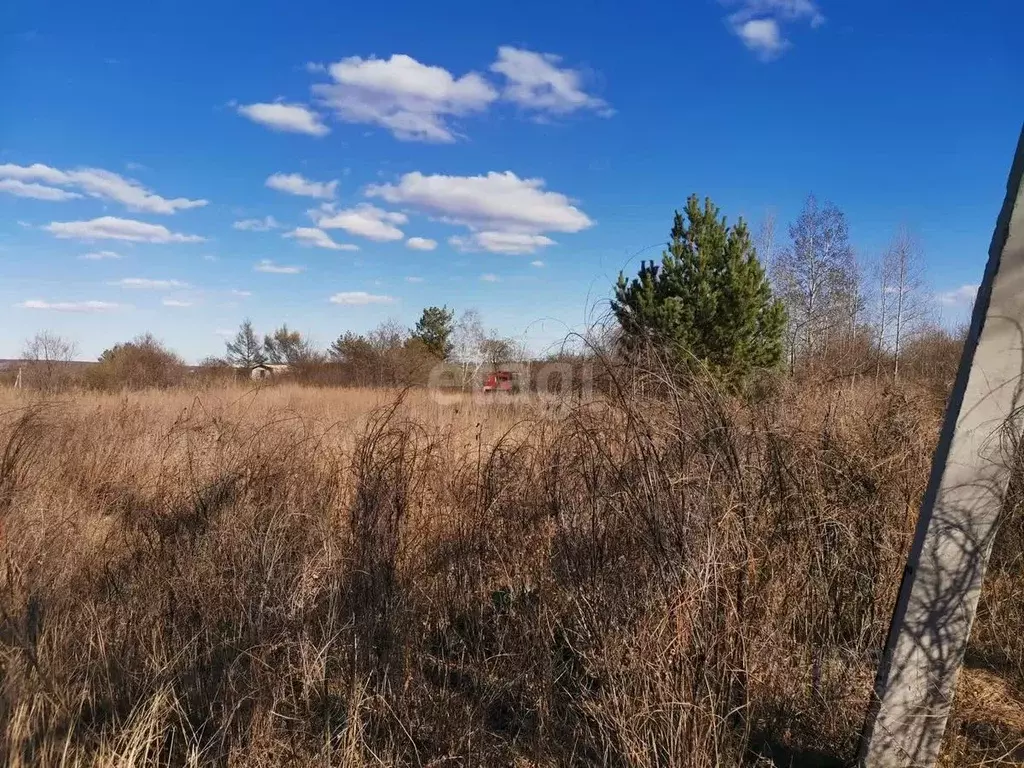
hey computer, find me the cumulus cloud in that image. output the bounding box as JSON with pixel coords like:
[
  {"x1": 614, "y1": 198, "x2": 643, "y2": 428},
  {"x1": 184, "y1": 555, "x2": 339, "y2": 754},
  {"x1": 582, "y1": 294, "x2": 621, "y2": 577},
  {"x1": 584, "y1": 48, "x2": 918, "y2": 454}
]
[
  {"x1": 723, "y1": 0, "x2": 825, "y2": 59},
  {"x1": 312, "y1": 53, "x2": 497, "y2": 142},
  {"x1": 405, "y1": 236, "x2": 437, "y2": 251},
  {"x1": 233, "y1": 215, "x2": 280, "y2": 231},
  {"x1": 0, "y1": 178, "x2": 83, "y2": 201},
  {"x1": 450, "y1": 231, "x2": 555, "y2": 255},
  {"x1": 366, "y1": 171, "x2": 592, "y2": 240},
  {"x1": 490, "y1": 47, "x2": 610, "y2": 116},
  {"x1": 17, "y1": 299, "x2": 123, "y2": 312},
  {"x1": 284, "y1": 226, "x2": 357, "y2": 250},
  {"x1": 0, "y1": 163, "x2": 206, "y2": 213},
  {"x1": 114, "y1": 278, "x2": 189, "y2": 289},
  {"x1": 937, "y1": 284, "x2": 978, "y2": 308},
  {"x1": 329, "y1": 291, "x2": 396, "y2": 305},
  {"x1": 266, "y1": 172, "x2": 337, "y2": 199},
  {"x1": 45, "y1": 216, "x2": 205, "y2": 243},
  {"x1": 313, "y1": 203, "x2": 407, "y2": 241},
  {"x1": 80, "y1": 250, "x2": 122, "y2": 260},
  {"x1": 530, "y1": 260, "x2": 545, "y2": 267},
  {"x1": 162, "y1": 298, "x2": 192, "y2": 308},
  {"x1": 237, "y1": 102, "x2": 329, "y2": 136},
  {"x1": 254, "y1": 259, "x2": 305, "y2": 274}
]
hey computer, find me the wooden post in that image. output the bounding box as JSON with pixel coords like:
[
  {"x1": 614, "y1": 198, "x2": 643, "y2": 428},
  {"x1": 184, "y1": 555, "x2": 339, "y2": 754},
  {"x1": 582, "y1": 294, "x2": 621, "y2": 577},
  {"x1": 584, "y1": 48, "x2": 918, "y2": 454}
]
[{"x1": 860, "y1": 124, "x2": 1024, "y2": 766}]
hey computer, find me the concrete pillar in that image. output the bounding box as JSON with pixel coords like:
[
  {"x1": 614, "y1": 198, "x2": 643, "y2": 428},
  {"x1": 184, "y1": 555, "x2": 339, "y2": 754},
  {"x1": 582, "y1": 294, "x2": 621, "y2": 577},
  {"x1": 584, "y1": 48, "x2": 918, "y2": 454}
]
[{"x1": 860, "y1": 125, "x2": 1024, "y2": 766}]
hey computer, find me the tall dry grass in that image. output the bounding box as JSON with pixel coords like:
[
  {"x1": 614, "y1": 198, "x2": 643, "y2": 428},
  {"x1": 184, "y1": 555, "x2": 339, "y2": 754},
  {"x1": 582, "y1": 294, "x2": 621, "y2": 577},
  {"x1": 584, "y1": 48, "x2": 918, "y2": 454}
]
[{"x1": 0, "y1": 365, "x2": 1021, "y2": 766}]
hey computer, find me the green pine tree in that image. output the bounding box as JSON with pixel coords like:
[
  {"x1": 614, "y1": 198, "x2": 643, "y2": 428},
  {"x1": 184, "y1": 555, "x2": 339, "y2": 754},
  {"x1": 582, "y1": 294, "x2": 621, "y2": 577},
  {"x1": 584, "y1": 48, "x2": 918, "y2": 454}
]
[
  {"x1": 612, "y1": 195, "x2": 786, "y2": 382},
  {"x1": 410, "y1": 306, "x2": 455, "y2": 359}
]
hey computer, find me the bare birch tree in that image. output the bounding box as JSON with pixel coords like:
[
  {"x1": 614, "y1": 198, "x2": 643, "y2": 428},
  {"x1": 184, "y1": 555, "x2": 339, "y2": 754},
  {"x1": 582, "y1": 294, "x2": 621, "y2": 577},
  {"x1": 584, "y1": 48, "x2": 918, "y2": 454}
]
[
  {"x1": 773, "y1": 196, "x2": 859, "y2": 367},
  {"x1": 452, "y1": 309, "x2": 486, "y2": 389},
  {"x1": 763, "y1": 211, "x2": 799, "y2": 371},
  {"x1": 882, "y1": 226, "x2": 930, "y2": 381},
  {"x1": 872, "y1": 252, "x2": 891, "y2": 380}
]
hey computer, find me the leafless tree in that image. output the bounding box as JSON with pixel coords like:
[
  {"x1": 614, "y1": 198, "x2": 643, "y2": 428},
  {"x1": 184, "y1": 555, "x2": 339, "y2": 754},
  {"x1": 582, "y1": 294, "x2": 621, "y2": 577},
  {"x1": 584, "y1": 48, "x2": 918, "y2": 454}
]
[
  {"x1": 763, "y1": 210, "x2": 801, "y2": 369},
  {"x1": 480, "y1": 334, "x2": 523, "y2": 373},
  {"x1": 22, "y1": 331, "x2": 78, "y2": 391},
  {"x1": 367, "y1": 319, "x2": 409, "y2": 385},
  {"x1": 872, "y1": 252, "x2": 891, "y2": 380},
  {"x1": 452, "y1": 309, "x2": 486, "y2": 389},
  {"x1": 368, "y1": 318, "x2": 408, "y2": 354},
  {"x1": 773, "y1": 196, "x2": 860, "y2": 368},
  {"x1": 881, "y1": 226, "x2": 930, "y2": 381},
  {"x1": 757, "y1": 210, "x2": 778, "y2": 265}
]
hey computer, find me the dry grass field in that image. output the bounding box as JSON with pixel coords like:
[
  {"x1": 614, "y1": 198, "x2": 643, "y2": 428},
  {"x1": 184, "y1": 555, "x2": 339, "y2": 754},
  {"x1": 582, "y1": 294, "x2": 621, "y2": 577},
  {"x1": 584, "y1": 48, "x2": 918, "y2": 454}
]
[{"x1": 0, "y1": 374, "x2": 1022, "y2": 766}]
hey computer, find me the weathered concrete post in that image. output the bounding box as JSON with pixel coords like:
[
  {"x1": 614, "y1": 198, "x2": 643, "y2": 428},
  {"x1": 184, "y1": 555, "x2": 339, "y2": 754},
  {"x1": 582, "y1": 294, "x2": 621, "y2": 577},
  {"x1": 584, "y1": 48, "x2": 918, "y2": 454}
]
[{"x1": 860, "y1": 124, "x2": 1024, "y2": 766}]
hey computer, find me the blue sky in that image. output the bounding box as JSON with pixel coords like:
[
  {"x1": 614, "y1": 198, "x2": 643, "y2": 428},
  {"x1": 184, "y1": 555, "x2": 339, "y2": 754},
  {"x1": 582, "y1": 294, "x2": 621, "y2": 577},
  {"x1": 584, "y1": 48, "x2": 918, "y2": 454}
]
[{"x1": 2, "y1": 0, "x2": 1021, "y2": 362}]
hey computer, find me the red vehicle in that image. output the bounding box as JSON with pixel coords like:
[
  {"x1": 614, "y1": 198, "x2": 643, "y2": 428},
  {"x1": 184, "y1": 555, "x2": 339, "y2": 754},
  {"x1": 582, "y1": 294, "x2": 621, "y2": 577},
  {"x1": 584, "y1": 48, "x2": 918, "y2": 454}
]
[{"x1": 482, "y1": 370, "x2": 521, "y2": 394}]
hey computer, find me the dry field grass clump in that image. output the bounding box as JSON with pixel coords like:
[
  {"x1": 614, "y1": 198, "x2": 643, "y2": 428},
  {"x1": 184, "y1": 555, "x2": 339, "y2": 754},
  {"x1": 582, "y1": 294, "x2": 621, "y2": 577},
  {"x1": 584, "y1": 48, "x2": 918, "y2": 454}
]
[{"x1": 0, "y1": 371, "x2": 1021, "y2": 766}]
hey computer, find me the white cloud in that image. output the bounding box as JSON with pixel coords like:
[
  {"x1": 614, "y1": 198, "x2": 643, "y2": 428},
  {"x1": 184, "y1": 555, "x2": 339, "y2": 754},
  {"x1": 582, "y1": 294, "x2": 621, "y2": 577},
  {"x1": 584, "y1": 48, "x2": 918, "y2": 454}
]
[
  {"x1": 329, "y1": 291, "x2": 395, "y2": 305},
  {"x1": 17, "y1": 299, "x2": 123, "y2": 312},
  {"x1": 313, "y1": 53, "x2": 498, "y2": 142},
  {"x1": 0, "y1": 178, "x2": 83, "y2": 201},
  {"x1": 237, "y1": 102, "x2": 329, "y2": 136},
  {"x1": 724, "y1": 0, "x2": 824, "y2": 59},
  {"x1": 744, "y1": 0, "x2": 825, "y2": 26},
  {"x1": 233, "y1": 215, "x2": 280, "y2": 231},
  {"x1": 284, "y1": 226, "x2": 357, "y2": 250},
  {"x1": 366, "y1": 171, "x2": 592, "y2": 236},
  {"x1": 490, "y1": 47, "x2": 610, "y2": 116},
  {"x1": 162, "y1": 298, "x2": 192, "y2": 308},
  {"x1": 405, "y1": 236, "x2": 437, "y2": 251},
  {"x1": 480, "y1": 273, "x2": 499, "y2": 282},
  {"x1": 314, "y1": 203, "x2": 407, "y2": 241},
  {"x1": 1, "y1": 164, "x2": 67, "y2": 185},
  {"x1": 530, "y1": 260, "x2": 545, "y2": 267},
  {"x1": 45, "y1": 216, "x2": 205, "y2": 243},
  {"x1": 70, "y1": 169, "x2": 207, "y2": 214},
  {"x1": 114, "y1": 278, "x2": 189, "y2": 289},
  {"x1": 937, "y1": 284, "x2": 978, "y2": 307},
  {"x1": 735, "y1": 19, "x2": 787, "y2": 58},
  {"x1": 0, "y1": 163, "x2": 206, "y2": 213},
  {"x1": 80, "y1": 250, "x2": 122, "y2": 260},
  {"x1": 450, "y1": 231, "x2": 555, "y2": 255},
  {"x1": 255, "y1": 259, "x2": 305, "y2": 274},
  {"x1": 231, "y1": 289, "x2": 252, "y2": 297},
  {"x1": 266, "y1": 172, "x2": 337, "y2": 199},
  {"x1": 405, "y1": 276, "x2": 424, "y2": 283}
]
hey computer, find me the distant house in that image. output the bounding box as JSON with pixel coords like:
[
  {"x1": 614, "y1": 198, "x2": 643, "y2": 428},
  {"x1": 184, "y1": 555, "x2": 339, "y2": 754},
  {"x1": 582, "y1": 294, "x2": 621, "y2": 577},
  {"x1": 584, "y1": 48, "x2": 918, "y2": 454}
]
[{"x1": 250, "y1": 363, "x2": 290, "y2": 381}]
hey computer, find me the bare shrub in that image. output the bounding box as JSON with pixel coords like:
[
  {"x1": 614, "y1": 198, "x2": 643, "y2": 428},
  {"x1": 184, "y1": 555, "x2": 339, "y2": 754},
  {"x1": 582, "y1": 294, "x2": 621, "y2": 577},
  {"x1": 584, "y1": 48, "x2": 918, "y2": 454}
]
[
  {"x1": 899, "y1": 324, "x2": 967, "y2": 407},
  {"x1": 20, "y1": 331, "x2": 78, "y2": 392},
  {"x1": 86, "y1": 333, "x2": 187, "y2": 391}
]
